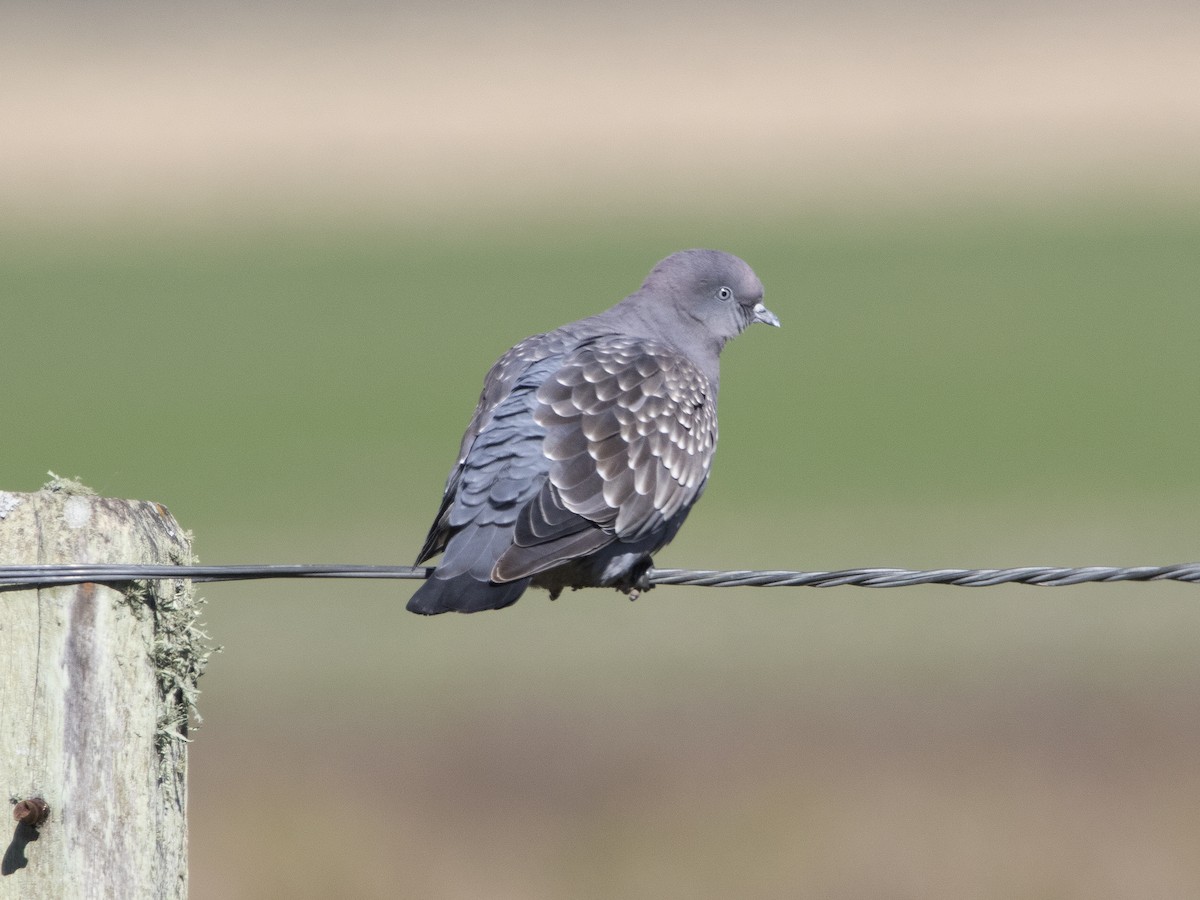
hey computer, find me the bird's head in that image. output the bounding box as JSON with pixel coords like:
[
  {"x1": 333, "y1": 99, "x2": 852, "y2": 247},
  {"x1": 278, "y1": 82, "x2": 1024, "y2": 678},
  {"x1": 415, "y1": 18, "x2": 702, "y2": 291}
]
[{"x1": 639, "y1": 249, "x2": 779, "y2": 348}]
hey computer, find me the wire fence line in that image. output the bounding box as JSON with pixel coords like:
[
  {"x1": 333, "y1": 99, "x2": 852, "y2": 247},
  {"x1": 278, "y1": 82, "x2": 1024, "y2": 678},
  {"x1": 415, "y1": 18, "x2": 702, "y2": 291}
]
[{"x1": 3, "y1": 562, "x2": 1200, "y2": 591}]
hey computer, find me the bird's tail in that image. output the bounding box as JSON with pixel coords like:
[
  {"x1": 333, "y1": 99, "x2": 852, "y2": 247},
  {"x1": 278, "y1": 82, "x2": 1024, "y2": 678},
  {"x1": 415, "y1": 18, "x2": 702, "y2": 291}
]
[{"x1": 406, "y1": 570, "x2": 531, "y2": 615}]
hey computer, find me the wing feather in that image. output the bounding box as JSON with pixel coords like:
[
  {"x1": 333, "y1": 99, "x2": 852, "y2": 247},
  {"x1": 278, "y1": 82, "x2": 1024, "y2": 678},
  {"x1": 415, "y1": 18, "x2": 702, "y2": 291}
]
[{"x1": 493, "y1": 336, "x2": 717, "y2": 580}]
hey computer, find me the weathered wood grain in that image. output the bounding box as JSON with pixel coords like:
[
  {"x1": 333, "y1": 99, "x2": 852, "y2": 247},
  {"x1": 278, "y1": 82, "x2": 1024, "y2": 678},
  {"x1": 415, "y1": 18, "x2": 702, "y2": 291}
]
[{"x1": 0, "y1": 486, "x2": 197, "y2": 899}]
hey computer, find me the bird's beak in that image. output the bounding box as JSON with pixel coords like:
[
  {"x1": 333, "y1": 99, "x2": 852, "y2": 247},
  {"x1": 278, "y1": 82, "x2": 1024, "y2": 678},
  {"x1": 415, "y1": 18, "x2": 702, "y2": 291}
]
[{"x1": 751, "y1": 302, "x2": 781, "y2": 328}]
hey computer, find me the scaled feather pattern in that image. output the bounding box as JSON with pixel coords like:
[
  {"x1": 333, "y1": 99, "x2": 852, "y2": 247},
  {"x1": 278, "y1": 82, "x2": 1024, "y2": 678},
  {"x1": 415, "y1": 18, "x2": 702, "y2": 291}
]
[{"x1": 408, "y1": 249, "x2": 779, "y2": 614}]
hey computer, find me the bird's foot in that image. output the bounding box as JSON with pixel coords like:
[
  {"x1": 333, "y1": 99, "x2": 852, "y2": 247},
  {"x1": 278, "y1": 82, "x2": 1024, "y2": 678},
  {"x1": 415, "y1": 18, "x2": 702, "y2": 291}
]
[
  {"x1": 622, "y1": 568, "x2": 655, "y2": 602},
  {"x1": 622, "y1": 558, "x2": 656, "y2": 601}
]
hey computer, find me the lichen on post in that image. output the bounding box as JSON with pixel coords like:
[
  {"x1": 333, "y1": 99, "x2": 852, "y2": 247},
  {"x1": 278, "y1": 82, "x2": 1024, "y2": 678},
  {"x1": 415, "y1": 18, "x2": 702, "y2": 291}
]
[{"x1": 0, "y1": 477, "x2": 210, "y2": 899}]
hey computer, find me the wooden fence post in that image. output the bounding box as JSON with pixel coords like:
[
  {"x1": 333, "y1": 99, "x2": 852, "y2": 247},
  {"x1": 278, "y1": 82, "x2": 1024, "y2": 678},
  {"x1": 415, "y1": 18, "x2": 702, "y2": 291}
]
[{"x1": 0, "y1": 483, "x2": 204, "y2": 899}]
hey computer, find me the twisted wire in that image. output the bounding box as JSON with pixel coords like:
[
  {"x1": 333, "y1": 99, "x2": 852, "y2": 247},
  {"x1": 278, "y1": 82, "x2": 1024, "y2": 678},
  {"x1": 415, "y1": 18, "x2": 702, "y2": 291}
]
[{"x1": 3, "y1": 562, "x2": 1200, "y2": 590}]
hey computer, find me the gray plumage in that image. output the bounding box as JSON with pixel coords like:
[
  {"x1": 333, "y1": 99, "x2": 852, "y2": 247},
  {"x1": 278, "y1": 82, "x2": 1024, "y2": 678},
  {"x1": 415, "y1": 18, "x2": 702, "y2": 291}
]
[{"x1": 408, "y1": 248, "x2": 780, "y2": 615}]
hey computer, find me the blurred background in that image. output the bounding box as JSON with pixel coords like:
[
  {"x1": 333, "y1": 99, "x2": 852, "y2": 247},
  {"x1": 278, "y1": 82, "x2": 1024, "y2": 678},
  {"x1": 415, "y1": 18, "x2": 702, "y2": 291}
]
[{"x1": 5, "y1": 1, "x2": 1200, "y2": 896}]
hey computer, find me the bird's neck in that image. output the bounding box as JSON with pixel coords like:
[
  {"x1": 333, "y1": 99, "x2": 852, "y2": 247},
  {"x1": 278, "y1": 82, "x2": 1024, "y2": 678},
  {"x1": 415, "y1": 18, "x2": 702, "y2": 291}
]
[{"x1": 592, "y1": 298, "x2": 723, "y2": 392}]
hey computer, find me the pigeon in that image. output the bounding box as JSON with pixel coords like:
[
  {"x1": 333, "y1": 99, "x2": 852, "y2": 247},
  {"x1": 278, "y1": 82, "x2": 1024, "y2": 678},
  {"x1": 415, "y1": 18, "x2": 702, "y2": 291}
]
[{"x1": 408, "y1": 249, "x2": 779, "y2": 615}]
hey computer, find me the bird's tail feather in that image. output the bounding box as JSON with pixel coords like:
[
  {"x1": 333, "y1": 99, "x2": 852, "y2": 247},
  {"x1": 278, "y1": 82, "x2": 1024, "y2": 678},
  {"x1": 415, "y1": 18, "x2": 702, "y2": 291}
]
[{"x1": 406, "y1": 570, "x2": 531, "y2": 615}]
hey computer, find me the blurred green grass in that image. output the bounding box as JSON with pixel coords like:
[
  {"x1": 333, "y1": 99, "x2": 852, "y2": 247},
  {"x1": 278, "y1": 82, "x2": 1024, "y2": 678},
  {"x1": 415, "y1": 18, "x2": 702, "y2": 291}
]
[
  {"x1": 6, "y1": 204, "x2": 1200, "y2": 898},
  {"x1": 7, "y1": 203, "x2": 1199, "y2": 519}
]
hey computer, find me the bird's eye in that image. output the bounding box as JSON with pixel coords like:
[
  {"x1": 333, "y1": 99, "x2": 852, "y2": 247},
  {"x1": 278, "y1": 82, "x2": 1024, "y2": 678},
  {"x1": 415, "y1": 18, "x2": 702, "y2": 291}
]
[{"x1": 717, "y1": 286, "x2": 733, "y2": 301}]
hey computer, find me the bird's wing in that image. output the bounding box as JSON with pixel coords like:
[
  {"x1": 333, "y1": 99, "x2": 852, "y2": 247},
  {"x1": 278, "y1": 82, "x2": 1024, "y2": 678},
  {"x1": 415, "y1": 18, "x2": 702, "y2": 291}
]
[
  {"x1": 492, "y1": 336, "x2": 717, "y2": 581},
  {"x1": 415, "y1": 331, "x2": 571, "y2": 564}
]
